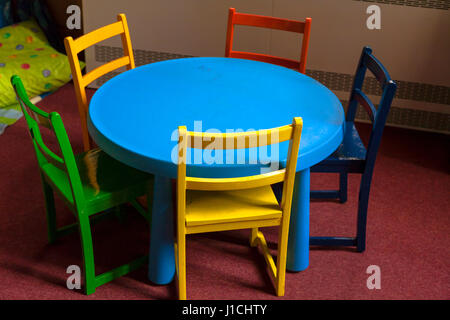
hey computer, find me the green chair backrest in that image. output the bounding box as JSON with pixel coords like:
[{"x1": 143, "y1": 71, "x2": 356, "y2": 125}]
[{"x1": 11, "y1": 75, "x2": 86, "y2": 208}]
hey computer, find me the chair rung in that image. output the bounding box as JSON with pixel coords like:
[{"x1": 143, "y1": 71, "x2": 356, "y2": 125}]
[
  {"x1": 311, "y1": 163, "x2": 365, "y2": 173},
  {"x1": 130, "y1": 199, "x2": 151, "y2": 223},
  {"x1": 310, "y1": 190, "x2": 340, "y2": 199},
  {"x1": 91, "y1": 208, "x2": 116, "y2": 220},
  {"x1": 311, "y1": 166, "x2": 346, "y2": 173},
  {"x1": 94, "y1": 255, "x2": 148, "y2": 288},
  {"x1": 56, "y1": 222, "x2": 79, "y2": 237},
  {"x1": 310, "y1": 237, "x2": 357, "y2": 247},
  {"x1": 253, "y1": 231, "x2": 277, "y2": 284},
  {"x1": 186, "y1": 218, "x2": 280, "y2": 234}
]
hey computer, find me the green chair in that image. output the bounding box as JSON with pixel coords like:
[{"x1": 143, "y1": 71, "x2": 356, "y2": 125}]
[{"x1": 11, "y1": 75, "x2": 153, "y2": 295}]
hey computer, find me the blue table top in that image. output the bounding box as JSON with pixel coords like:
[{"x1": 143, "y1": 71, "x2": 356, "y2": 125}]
[{"x1": 88, "y1": 57, "x2": 344, "y2": 178}]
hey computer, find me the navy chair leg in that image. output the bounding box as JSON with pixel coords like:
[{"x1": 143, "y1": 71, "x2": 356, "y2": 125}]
[
  {"x1": 339, "y1": 172, "x2": 348, "y2": 203},
  {"x1": 355, "y1": 182, "x2": 371, "y2": 253},
  {"x1": 356, "y1": 207, "x2": 368, "y2": 252},
  {"x1": 310, "y1": 171, "x2": 348, "y2": 202}
]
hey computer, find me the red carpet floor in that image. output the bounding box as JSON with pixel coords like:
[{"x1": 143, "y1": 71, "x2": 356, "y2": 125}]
[{"x1": 0, "y1": 83, "x2": 448, "y2": 300}]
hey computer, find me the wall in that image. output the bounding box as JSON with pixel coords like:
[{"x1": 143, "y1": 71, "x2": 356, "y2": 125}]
[
  {"x1": 45, "y1": 0, "x2": 83, "y2": 39},
  {"x1": 81, "y1": 0, "x2": 450, "y2": 133}
]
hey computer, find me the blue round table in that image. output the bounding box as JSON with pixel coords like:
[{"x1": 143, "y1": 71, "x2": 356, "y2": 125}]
[{"x1": 88, "y1": 57, "x2": 344, "y2": 285}]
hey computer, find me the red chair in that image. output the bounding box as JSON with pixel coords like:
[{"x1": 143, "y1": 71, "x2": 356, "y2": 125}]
[{"x1": 225, "y1": 8, "x2": 312, "y2": 73}]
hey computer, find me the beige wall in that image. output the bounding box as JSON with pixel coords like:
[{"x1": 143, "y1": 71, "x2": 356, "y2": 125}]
[
  {"x1": 82, "y1": 0, "x2": 272, "y2": 61},
  {"x1": 82, "y1": 0, "x2": 450, "y2": 117},
  {"x1": 271, "y1": 1, "x2": 450, "y2": 86}
]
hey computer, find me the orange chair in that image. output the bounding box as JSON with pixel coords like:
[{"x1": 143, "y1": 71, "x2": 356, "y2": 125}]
[
  {"x1": 225, "y1": 8, "x2": 312, "y2": 73},
  {"x1": 64, "y1": 14, "x2": 135, "y2": 151}
]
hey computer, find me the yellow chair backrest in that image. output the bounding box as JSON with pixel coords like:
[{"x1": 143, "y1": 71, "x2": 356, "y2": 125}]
[
  {"x1": 177, "y1": 117, "x2": 303, "y2": 222},
  {"x1": 64, "y1": 13, "x2": 135, "y2": 151}
]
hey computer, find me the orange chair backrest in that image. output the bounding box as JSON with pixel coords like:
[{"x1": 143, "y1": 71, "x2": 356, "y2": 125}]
[
  {"x1": 225, "y1": 8, "x2": 311, "y2": 74},
  {"x1": 64, "y1": 13, "x2": 135, "y2": 151}
]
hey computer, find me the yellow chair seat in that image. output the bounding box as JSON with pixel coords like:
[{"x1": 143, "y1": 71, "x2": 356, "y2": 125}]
[{"x1": 185, "y1": 186, "x2": 282, "y2": 227}]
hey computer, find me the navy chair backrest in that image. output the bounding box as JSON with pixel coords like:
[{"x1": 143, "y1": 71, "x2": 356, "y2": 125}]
[{"x1": 346, "y1": 46, "x2": 397, "y2": 172}]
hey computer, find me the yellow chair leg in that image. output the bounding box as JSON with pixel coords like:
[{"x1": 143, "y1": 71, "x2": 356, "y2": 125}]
[
  {"x1": 250, "y1": 228, "x2": 259, "y2": 247},
  {"x1": 177, "y1": 234, "x2": 187, "y2": 300},
  {"x1": 275, "y1": 223, "x2": 289, "y2": 296}
]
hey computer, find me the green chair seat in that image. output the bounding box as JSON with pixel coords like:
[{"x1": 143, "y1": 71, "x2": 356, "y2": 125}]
[{"x1": 42, "y1": 148, "x2": 152, "y2": 215}]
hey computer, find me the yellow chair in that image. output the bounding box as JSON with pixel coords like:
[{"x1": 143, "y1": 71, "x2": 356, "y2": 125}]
[
  {"x1": 175, "y1": 117, "x2": 303, "y2": 299},
  {"x1": 64, "y1": 13, "x2": 135, "y2": 151}
]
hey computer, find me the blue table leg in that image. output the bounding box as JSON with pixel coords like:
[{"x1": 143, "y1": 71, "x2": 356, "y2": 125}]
[
  {"x1": 287, "y1": 168, "x2": 310, "y2": 272},
  {"x1": 148, "y1": 175, "x2": 175, "y2": 284}
]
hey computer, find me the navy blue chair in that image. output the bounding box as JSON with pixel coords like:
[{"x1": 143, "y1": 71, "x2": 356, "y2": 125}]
[{"x1": 310, "y1": 46, "x2": 397, "y2": 252}]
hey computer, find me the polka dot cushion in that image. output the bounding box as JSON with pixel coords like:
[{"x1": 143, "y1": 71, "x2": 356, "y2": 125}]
[{"x1": 0, "y1": 19, "x2": 85, "y2": 108}]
